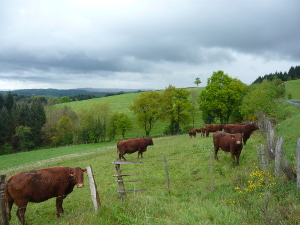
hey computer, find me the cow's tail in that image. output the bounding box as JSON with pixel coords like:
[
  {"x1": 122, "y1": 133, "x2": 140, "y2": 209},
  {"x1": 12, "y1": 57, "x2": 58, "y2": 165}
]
[{"x1": 4, "y1": 176, "x2": 14, "y2": 220}]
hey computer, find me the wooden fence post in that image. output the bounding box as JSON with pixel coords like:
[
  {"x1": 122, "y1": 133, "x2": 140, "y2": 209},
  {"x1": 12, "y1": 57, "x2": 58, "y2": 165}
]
[
  {"x1": 86, "y1": 166, "x2": 101, "y2": 211},
  {"x1": 297, "y1": 138, "x2": 300, "y2": 188},
  {"x1": 163, "y1": 155, "x2": 170, "y2": 192},
  {"x1": 209, "y1": 148, "x2": 215, "y2": 191},
  {"x1": 0, "y1": 175, "x2": 9, "y2": 225},
  {"x1": 261, "y1": 144, "x2": 267, "y2": 171},
  {"x1": 114, "y1": 159, "x2": 126, "y2": 198},
  {"x1": 112, "y1": 159, "x2": 145, "y2": 198},
  {"x1": 275, "y1": 137, "x2": 284, "y2": 175}
]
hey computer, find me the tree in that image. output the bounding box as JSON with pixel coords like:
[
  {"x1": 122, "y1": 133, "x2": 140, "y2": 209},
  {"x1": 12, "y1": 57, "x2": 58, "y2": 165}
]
[
  {"x1": 111, "y1": 112, "x2": 132, "y2": 139},
  {"x1": 194, "y1": 77, "x2": 201, "y2": 87},
  {"x1": 240, "y1": 80, "x2": 277, "y2": 120},
  {"x1": 198, "y1": 70, "x2": 247, "y2": 124},
  {"x1": 130, "y1": 91, "x2": 162, "y2": 136},
  {"x1": 161, "y1": 85, "x2": 193, "y2": 134}
]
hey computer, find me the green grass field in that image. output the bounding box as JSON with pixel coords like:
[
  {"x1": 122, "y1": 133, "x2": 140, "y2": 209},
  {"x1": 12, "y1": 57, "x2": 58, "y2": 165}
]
[
  {"x1": 284, "y1": 79, "x2": 300, "y2": 100},
  {"x1": 2, "y1": 83, "x2": 300, "y2": 224}
]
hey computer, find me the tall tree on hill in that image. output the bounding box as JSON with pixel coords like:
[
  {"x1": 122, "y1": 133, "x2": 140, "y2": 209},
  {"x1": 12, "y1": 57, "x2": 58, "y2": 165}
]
[
  {"x1": 198, "y1": 70, "x2": 247, "y2": 124},
  {"x1": 130, "y1": 91, "x2": 162, "y2": 136}
]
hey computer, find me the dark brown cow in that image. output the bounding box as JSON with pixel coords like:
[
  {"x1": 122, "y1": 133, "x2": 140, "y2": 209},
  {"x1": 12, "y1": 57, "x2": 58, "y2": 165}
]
[
  {"x1": 5, "y1": 166, "x2": 87, "y2": 225},
  {"x1": 205, "y1": 124, "x2": 224, "y2": 137},
  {"x1": 213, "y1": 131, "x2": 244, "y2": 167},
  {"x1": 224, "y1": 123, "x2": 259, "y2": 145},
  {"x1": 117, "y1": 137, "x2": 154, "y2": 160},
  {"x1": 188, "y1": 129, "x2": 197, "y2": 138}
]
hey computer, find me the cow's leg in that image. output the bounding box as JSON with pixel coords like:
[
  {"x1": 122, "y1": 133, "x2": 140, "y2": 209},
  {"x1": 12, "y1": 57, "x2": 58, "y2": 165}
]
[
  {"x1": 236, "y1": 155, "x2": 240, "y2": 166},
  {"x1": 14, "y1": 200, "x2": 28, "y2": 225},
  {"x1": 5, "y1": 193, "x2": 14, "y2": 220},
  {"x1": 119, "y1": 152, "x2": 126, "y2": 161},
  {"x1": 214, "y1": 146, "x2": 219, "y2": 160},
  {"x1": 231, "y1": 155, "x2": 236, "y2": 168},
  {"x1": 56, "y1": 196, "x2": 65, "y2": 218}
]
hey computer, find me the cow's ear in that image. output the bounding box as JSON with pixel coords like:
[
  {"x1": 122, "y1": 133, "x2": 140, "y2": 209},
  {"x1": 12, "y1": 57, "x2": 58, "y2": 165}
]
[
  {"x1": 69, "y1": 168, "x2": 75, "y2": 177},
  {"x1": 83, "y1": 169, "x2": 87, "y2": 173}
]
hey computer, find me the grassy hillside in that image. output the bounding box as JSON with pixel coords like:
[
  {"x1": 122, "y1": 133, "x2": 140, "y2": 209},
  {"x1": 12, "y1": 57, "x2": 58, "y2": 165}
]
[
  {"x1": 48, "y1": 87, "x2": 206, "y2": 139},
  {"x1": 284, "y1": 79, "x2": 300, "y2": 100}
]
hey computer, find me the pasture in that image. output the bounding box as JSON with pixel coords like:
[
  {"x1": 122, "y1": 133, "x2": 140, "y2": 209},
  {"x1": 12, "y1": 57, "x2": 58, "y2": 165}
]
[
  {"x1": 4, "y1": 130, "x2": 299, "y2": 225},
  {"x1": 2, "y1": 83, "x2": 300, "y2": 224}
]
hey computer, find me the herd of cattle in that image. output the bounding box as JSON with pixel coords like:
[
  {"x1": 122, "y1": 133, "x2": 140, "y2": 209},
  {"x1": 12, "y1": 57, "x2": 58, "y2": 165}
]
[
  {"x1": 189, "y1": 123, "x2": 260, "y2": 168},
  {"x1": 4, "y1": 122, "x2": 259, "y2": 225}
]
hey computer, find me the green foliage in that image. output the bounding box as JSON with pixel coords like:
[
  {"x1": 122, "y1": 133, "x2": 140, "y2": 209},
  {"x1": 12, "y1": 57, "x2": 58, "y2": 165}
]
[
  {"x1": 161, "y1": 85, "x2": 193, "y2": 134},
  {"x1": 130, "y1": 91, "x2": 162, "y2": 136},
  {"x1": 110, "y1": 112, "x2": 133, "y2": 139},
  {"x1": 198, "y1": 70, "x2": 247, "y2": 124},
  {"x1": 240, "y1": 80, "x2": 277, "y2": 119},
  {"x1": 15, "y1": 126, "x2": 35, "y2": 150},
  {"x1": 60, "y1": 96, "x2": 72, "y2": 103}
]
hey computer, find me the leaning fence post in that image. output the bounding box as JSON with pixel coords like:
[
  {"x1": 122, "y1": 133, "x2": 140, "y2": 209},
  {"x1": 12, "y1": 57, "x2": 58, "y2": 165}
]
[
  {"x1": 0, "y1": 175, "x2": 9, "y2": 225},
  {"x1": 86, "y1": 166, "x2": 101, "y2": 211},
  {"x1": 163, "y1": 155, "x2": 170, "y2": 192},
  {"x1": 275, "y1": 137, "x2": 284, "y2": 175},
  {"x1": 297, "y1": 138, "x2": 300, "y2": 188}
]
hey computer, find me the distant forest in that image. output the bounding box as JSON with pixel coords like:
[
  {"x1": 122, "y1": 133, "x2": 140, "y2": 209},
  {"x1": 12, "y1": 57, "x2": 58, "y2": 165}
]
[
  {"x1": 0, "y1": 89, "x2": 145, "y2": 105},
  {"x1": 253, "y1": 65, "x2": 300, "y2": 84}
]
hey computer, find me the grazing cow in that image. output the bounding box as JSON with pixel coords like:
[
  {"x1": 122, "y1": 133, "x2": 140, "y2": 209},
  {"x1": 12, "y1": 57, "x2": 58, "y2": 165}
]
[
  {"x1": 205, "y1": 124, "x2": 225, "y2": 137},
  {"x1": 196, "y1": 126, "x2": 206, "y2": 137},
  {"x1": 213, "y1": 131, "x2": 244, "y2": 167},
  {"x1": 117, "y1": 137, "x2": 154, "y2": 161},
  {"x1": 224, "y1": 123, "x2": 259, "y2": 145},
  {"x1": 5, "y1": 166, "x2": 87, "y2": 225},
  {"x1": 188, "y1": 129, "x2": 197, "y2": 138}
]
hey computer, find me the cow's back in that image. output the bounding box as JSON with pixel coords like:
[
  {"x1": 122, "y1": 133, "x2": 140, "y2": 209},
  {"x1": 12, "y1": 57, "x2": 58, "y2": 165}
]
[{"x1": 6, "y1": 166, "x2": 74, "y2": 203}]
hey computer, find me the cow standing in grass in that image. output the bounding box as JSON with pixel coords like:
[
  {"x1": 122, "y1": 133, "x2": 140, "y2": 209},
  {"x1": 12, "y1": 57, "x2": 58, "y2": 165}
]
[
  {"x1": 213, "y1": 131, "x2": 244, "y2": 167},
  {"x1": 5, "y1": 166, "x2": 87, "y2": 225},
  {"x1": 224, "y1": 123, "x2": 259, "y2": 145},
  {"x1": 188, "y1": 129, "x2": 197, "y2": 138},
  {"x1": 205, "y1": 124, "x2": 224, "y2": 137},
  {"x1": 117, "y1": 137, "x2": 154, "y2": 161}
]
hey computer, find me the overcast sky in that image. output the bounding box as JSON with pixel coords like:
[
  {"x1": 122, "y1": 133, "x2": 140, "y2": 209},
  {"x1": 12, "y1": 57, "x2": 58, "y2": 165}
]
[{"x1": 0, "y1": 0, "x2": 299, "y2": 90}]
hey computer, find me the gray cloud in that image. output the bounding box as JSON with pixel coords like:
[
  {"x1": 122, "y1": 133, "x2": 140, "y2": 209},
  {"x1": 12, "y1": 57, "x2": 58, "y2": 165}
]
[{"x1": 0, "y1": 0, "x2": 299, "y2": 90}]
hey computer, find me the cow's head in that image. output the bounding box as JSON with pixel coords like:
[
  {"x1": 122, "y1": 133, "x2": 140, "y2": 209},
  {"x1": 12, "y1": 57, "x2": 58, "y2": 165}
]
[
  {"x1": 230, "y1": 133, "x2": 243, "y2": 145},
  {"x1": 250, "y1": 123, "x2": 259, "y2": 131},
  {"x1": 148, "y1": 138, "x2": 154, "y2": 146},
  {"x1": 69, "y1": 167, "x2": 87, "y2": 188}
]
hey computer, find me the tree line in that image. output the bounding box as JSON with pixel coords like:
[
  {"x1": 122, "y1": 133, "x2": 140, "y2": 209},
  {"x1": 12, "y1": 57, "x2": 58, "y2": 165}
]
[
  {"x1": 0, "y1": 70, "x2": 287, "y2": 155},
  {"x1": 253, "y1": 65, "x2": 300, "y2": 84}
]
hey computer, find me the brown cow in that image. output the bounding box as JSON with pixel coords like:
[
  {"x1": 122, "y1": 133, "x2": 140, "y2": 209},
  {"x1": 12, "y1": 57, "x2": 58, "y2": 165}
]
[
  {"x1": 213, "y1": 131, "x2": 244, "y2": 167},
  {"x1": 5, "y1": 166, "x2": 87, "y2": 225},
  {"x1": 117, "y1": 137, "x2": 154, "y2": 160},
  {"x1": 205, "y1": 124, "x2": 224, "y2": 137},
  {"x1": 196, "y1": 126, "x2": 206, "y2": 137},
  {"x1": 188, "y1": 129, "x2": 197, "y2": 138},
  {"x1": 224, "y1": 123, "x2": 259, "y2": 145}
]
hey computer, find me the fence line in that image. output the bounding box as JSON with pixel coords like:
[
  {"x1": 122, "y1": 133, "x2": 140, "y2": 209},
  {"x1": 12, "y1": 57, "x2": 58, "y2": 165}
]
[{"x1": 0, "y1": 175, "x2": 9, "y2": 225}]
